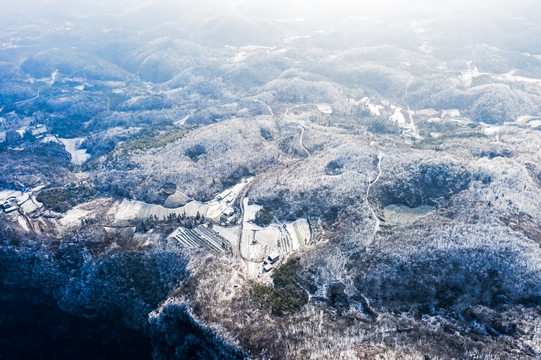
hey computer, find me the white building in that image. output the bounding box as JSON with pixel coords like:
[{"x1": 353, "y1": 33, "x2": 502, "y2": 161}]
[
  {"x1": 263, "y1": 263, "x2": 273, "y2": 272},
  {"x1": 268, "y1": 251, "x2": 280, "y2": 264},
  {"x1": 3, "y1": 200, "x2": 17, "y2": 213},
  {"x1": 30, "y1": 124, "x2": 47, "y2": 139}
]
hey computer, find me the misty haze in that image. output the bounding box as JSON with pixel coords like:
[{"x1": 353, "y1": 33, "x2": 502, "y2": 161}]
[{"x1": 2, "y1": 1, "x2": 541, "y2": 359}]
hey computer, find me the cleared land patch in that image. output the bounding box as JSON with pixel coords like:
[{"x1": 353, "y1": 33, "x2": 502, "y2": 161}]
[{"x1": 383, "y1": 204, "x2": 435, "y2": 226}]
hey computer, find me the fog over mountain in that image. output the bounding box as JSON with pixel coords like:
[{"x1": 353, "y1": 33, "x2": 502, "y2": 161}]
[{"x1": 2, "y1": 1, "x2": 541, "y2": 359}]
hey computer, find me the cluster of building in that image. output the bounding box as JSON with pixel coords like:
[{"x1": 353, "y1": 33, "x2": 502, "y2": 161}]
[
  {"x1": 2, "y1": 197, "x2": 18, "y2": 213},
  {"x1": 216, "y1": 188, "x2": 237, "y2": 204},
  {"x1": 30, "y1": 124, "x2": 47, "y2": 139},
  {"x1": 1, "y1": 192, "x2": 31, "y2": 214},
  {"x1": 207, "y1": 178, "x2": 253, "y2": 225},
  {"x1": 1, "y1": 183, "x2": 36, "y2": 214},
  {"x1": 207, "y1": 190, "x2": 237, "y2": 225},
  {"x1": 219, "y1": 207, "x2": 236, "y2": 225},
  {"x1": 263, "y1": 251, "x2": 280, "y2": 272},
  {"x1": 0, "y1": 124, "x2": 48, "y2": 145}
]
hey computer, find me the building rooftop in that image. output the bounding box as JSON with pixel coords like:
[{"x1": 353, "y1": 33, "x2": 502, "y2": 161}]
[
  {"x1": 30, "y1": 125, "x2": 47, "y2": 137},
  {"x1": 268, "y1": 251, "x2": 280, "y2": 263},
  {"x1": 263, "y1": 263, "x2": 273, "y2": 272}
]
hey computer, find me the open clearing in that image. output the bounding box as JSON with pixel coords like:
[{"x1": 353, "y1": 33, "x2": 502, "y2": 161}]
[
  {"x1": 383, "y1": 204, "x2": 435, "y2": 226},
  {"x1": 58, "y1": 138, "x2": 91, "y2": 165}
]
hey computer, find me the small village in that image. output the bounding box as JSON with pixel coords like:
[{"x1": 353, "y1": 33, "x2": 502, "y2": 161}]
[
  {"x1": 165, "y1": 177, "x2": 322, "y2": 279},
  {"x1": 0, "y1": 123, "x2": 48, "y2": 146},
  {"x1": 1, "y1": 168, "x2": 321, "y2": 280},
  {"x1": 0, "y1": 182, "x2": 45, "y2": 233}
]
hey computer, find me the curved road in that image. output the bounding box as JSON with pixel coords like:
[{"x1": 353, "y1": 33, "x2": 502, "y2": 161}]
[
  {"x1": 252, "y1": 99, "x2": 274, "y2": 117},
  {"x1": 236, "y1": 182, "x2": 261, "y2": 264},
  {"x1": 7, "y1": 89, "x2": 40, "y2": 106},
  {"x1": 299, "y1": 126, "x2": 310, "y2": 156},
  {"x1": 366, "y1": 152, "x2": 383, "y2": 239},
  {"x1": 284, "y1": 104, "x2": 314, "y2": 157}
]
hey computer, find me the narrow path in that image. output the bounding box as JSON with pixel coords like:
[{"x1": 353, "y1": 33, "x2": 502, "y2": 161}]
[
  {"x1": 17, "y1": 208, "x2": 34, "y2": 232},
  {"x1": 237, "y1": 193, "x2": 247, "y2": 260},
  {"x1": 236, "y1": 183, "x2": 260, "y2": 264},
  {"x1": 7, "y1": 89, "x2": 40, "y2": 106},
  {"x1": 518, "y1": 184, "x2": 528, "y2": 215},
  {"x1": 402, "y1": 76, "x2": 420, "y2": 139},
  {"x1": 366, "y1": 152, "x2": 383, "y2": 239},
  {"x1": 336, "y1": 151, "x2": 382, "y2": 291},
  {"x1": 253, "y1": 99, "x2": 274, "y2": 117},
  {"x1": 283, "y1": 104, "x2": 314, "y2": 157},
  {"x1": 299, "y1": 125, "x2": 310, "y2": 156}
]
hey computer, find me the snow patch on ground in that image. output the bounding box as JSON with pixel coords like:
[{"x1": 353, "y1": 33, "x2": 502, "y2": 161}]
[
  {"x1": 389, "y1": 107, "x2": 420, "y2": 139},
  {"x1": 20, "y1": 199, "x2": 39, "y2": 213},
  {"x1": 390, "y1": 108, "x2": 407, "y2": 126},
  {"x1": 442, "y1": 109, "x2": 461, "y2": 118},
  {"x1": 231, "y1": 51, "x2": 248, "y2": 63},
  {"x1": 255, "y1": 226, "x2": 281, "y2": 247},
  {"x1": 244, "y1": 198, "x2": 263, "y2": 225},
  {"x1": 285, "y1": 218, "x2": 310, "y2": 251},
  {"x1": 58, "y1": 138, "x2": 90, "y2": 165},
  {"x1": 415, "y1": 109, "x2": 439, "y2": 116},
  {"x1": 530, "y1": 120, "x2": 541, "y2": 128},
  {"x1": 0, "y1": 189, "x2": 24, "y2": 202},
  {"x1": 517, "y1": 115, "x2": 541, "y2": 128},
  {"x1": 109, "y1": 199, "x2": 204, "y2": 223},
  {"x1": 497, "y1": 71, "x2": 541, "y2": 84},
  {"x1": 462, "y1": 61, "x2": 541, "y2": 87},
  {"x1": 360, "y1": 97, "x2": 384, "y2": 116},
  {"x1": 317, "y1": 104, "x2": 333, "y2": 115},
  {"x1": 213, "y1": 225, "x2": 240, "y2": 248},
  {"x1": 17, "y1": 216, "x2": 29, "y2": 231},
  {"x1": 41, "y1": 135, "x2": 61, "y2": 144},
  {"x1": 173, "y1": 113, "x2": 191, "y2": 127},
  {"x1": 383, "y1": 204, "x2": 435, "y2": 226},
  {"x1": 49, "y1": 70, "x2": 59, "y2": 86},
  {"x1": 60, "y1": 207, "x2": 91, "y2": 227},
  {"x1": 483, "y1": 125, "x2": 504, "y2": 136}
]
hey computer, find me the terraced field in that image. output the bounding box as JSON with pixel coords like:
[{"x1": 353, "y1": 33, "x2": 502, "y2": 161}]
[{"x1": 169, "y1": 225, "x2": 230, "y2": 253}]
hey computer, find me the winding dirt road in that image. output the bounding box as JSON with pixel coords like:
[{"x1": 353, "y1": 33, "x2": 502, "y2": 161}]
[{"x1": 366, "y1": 152, "x2": 383, "y2": 239}]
